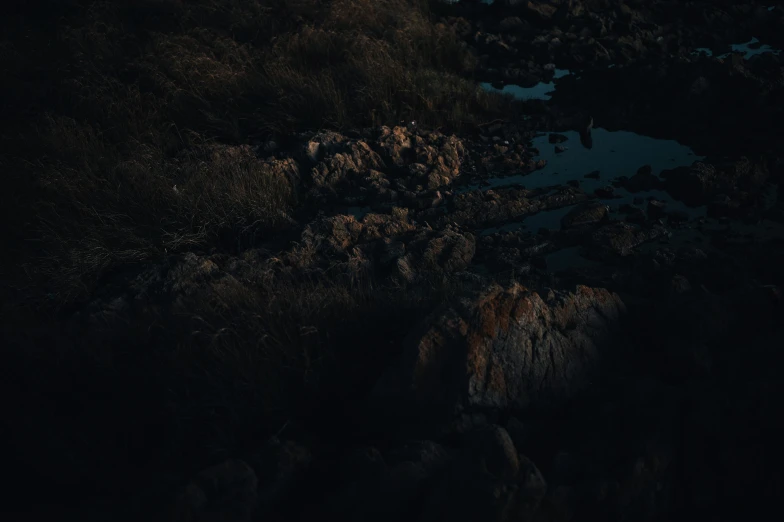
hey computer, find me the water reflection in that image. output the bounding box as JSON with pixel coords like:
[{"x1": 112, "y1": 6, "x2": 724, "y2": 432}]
[
  {"x1": 480, "y1": 69, "x2": 572, "y2": 101},
  {"x1": 346, "y1": 206, "x2": 371, "y2": 219},
  {"x1": 472, "y1": 128, "x2": 706, "y2": 234},
  {"x1": 692, "y1": 37, "x2": 782, "y2": 59}
]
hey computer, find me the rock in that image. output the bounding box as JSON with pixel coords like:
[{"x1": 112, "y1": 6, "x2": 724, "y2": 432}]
[
  {"x1": 524, "y1": 1, "x2": 559, "y2": 22},
  {"x1": 549, "y1": 133, "x2": 569, "y2": 144},
  {"x1": 555, "y1": 145, "x2": 568, "y2": 153},
  {"x1": 595, "y1": 185, "x2": 615, "y2": 198},
  {"x1": 561, "y1": 202, "x2": 609, "y2": 229},
  {"x1": 584, "y1": 170, "x2": 601, "y2": 179},
  {"x1": 393, "y1": 225, "x2": 476, "y2": 281},
  {"x1": 311, "y1": 140, "x2": 385, "y2": 192},
  {"x1": 172, "y1": 459, "x2": 258, "y2": 522},
  {"x1": 661, "y1": 158, "x2": 768, "y2": 206},
  {"x1": 589, "y1": 222, "x2": 669, "y2": 257},
  {"x1": 377, "y1": 126, "x2": 414, "y2": 166},
  {"x1": 413, "y1": 133, "x2": 466, "y2": 190},
  {"x1": 444, "y1": 186, "x2": 588, "y2": 229},
  {"x1": 372, "y1": 283, "x2": 626, "y2": 433},
  {"x1": 304, "y1": 131, "x2": 348, "y2": 164},
  {"x1": 624, "y1": 165, "x2": 663, "y2": 192},
  {"x1": 647, "y1": 199, "x2": 667, "y2": 220}
]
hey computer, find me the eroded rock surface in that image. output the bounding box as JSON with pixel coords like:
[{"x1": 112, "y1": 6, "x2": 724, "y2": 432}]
[{"x1": 373, "y1": 282, "x2": 626, "y2": 432}]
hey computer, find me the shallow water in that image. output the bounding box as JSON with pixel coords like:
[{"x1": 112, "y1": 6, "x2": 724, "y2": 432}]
[
  {"x1": 478, "y1": 128, "x2": 705, "y2": 218},
  {"x1": 347, "y1": 206, "x2": 372, "y2": 219},
  {"x1": 480, "y1": 68, "x2": 572, "y2": 101},
  {"x1": 545, "y1": 246, "x2": 602, "y2": 273},
  {"x1": 692, "y1": 37, "x2": 782, "y2": 59},
  {"x1": 472, "y1": 128, "x2": 708, "y2": 267}
]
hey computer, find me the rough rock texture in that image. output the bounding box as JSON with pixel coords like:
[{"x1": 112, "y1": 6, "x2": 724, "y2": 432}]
[
  {"x1": 587, "y1": 222, "x2": 669, "y2": 257},
  {"x1": 445, "y1": 186, "x2": 589, "y2": 229},
  {"x1": 560, "y1": 202, "x2": 609, "y2": 229},
  {"x1": 373, "y1": 283, "x2": 626, "y2": 432},
  {"x1": 310, "y1": 140, "x2": 386, "y2": 194}
]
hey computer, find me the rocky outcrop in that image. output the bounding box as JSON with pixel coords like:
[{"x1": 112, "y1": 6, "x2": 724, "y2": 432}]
[
  {"x1": 373, "y1": 283, "x2": 626, "y2": 433},
  {"x1": 384, "y1": 225, "x2": 477, "y2": 283}
]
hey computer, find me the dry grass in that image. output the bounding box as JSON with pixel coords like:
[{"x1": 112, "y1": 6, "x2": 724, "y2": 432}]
[{"x1": 2, "y1": 0, "x2": 514, "y2": 306}]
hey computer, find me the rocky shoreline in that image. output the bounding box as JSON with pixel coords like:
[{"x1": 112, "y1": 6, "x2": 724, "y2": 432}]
[{"x1": 5, "y1": 1, "x2": 784, "y2": 521}]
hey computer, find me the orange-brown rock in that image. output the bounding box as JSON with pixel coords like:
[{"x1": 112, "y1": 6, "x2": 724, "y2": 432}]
[{"x1": 373, "y1": 283, "x2": 626, "y2": 432}]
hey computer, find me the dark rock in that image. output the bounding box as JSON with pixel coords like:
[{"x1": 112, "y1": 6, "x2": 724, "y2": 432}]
[
  {"x1": 549, "y1": 133, "x2": 569, "y2": 144},
  {"x1": 624, "y1": 165, "x2": 663, "y2": 192},
  {"x1": 560, "y1": 202, "x2": 609, "y2": 229},
  {"x1": 661, "y1": 158, "x2": 768, "y2": 206},
  {"x1": 595, "y1": 185, "x2": 615, "y2": 198},
  {"x1": 589, "y1": 222, "x2": 669, "y2": 257}
]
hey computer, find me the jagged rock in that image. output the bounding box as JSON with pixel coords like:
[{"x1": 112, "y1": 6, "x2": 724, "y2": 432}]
[
  {"x1": 372, "y1": 283, "x2": 626, "y2": 433},
  {"x1": 302, "y1": 209, "x2": 416, "y2": 257},
  {"x1": 310, "y1": 140, "x2": 385, "y2": 192},
  {"x1": 413, "y1": 133, "x2": 466, "y2": 190},
  {"x1": 377, "y1": 126, "x2": 415, "y2": 166},
  {"x1": 389, "y1": 225, "x2": 476, "y2": 282},
  {"x1": 304, "y1": 131, "x2": 349, "y2": 164}
]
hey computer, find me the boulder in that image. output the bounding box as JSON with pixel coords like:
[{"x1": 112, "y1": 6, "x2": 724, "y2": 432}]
[{"x1": 372, "y1": 283, "x2": 626, "y2": 434}]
